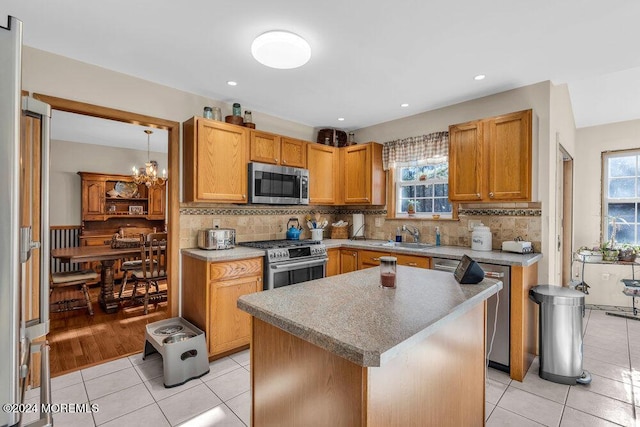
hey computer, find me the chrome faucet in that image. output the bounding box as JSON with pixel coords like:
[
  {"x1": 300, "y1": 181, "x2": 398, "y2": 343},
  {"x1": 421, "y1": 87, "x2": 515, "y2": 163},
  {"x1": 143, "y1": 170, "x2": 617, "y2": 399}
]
[{"x1": 402, "y1": 225, "x2": 420, "y2": 243}]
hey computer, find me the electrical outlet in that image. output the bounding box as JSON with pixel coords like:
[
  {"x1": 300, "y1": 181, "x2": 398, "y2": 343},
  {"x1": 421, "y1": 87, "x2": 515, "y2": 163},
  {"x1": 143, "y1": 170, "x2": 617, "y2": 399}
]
[
  {"x1": 468, "y1": 219, "x2": 482, "y2": 232},
  {"x1": 212, "y1": 219, "x2": 221, "y2": 228},
  {"x1": 375, "y1": 218, "x2": 383, "y2": 227}
]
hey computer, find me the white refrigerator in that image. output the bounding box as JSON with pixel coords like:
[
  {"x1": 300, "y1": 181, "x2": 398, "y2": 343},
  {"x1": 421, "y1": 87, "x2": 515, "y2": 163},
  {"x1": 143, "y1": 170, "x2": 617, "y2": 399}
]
[{"x1": 1, "y1": 15, "x2": 53, "y2": 427}]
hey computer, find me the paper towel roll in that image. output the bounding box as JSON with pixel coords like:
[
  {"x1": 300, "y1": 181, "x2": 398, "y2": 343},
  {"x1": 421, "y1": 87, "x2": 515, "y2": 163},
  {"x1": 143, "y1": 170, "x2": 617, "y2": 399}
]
[{"x1": 352, "y1": 213, "x2": 365, "y2": 237}]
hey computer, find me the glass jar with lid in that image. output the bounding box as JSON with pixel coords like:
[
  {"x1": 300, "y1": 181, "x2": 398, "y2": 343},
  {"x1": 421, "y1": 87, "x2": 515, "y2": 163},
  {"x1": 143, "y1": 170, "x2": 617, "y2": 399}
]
[{"x1": 244, "y1": 110, "x2": 253, "y2": 124}]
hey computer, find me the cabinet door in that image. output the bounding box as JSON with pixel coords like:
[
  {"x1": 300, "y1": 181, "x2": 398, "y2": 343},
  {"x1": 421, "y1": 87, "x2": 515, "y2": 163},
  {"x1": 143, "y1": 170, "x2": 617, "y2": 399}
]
[
  {"x1": 326, "y1": 248, "x2": 340, "y2": 277},
  {"x1": 343, "y1": 144, "x2": 371, "y2": 204},
  {"x1": 395, "y1": 254, "x2": 431, "y2": 269},
  {"x1": 358, "y1": 250, "x2": 391, "y2": 270},
  {"x1": 147, "y1": 184, "x2": 166, "y2": 219},
  {"x1": 82, "y1": 180, "x2": 105, "y2": 220},
  {"x1": 307, "y1": 144, "x2": 339, "y2": 204},
  {"x1": 487, "y1": 110, "x2": 532, "y2": 201},
  {"x1": 210, "y1": 274, "x2": 262, "y2": 355},
  {"x1": 195, "y1": 119, "x2": 248, "y2": 203},
  {"x1": 449, "y1": 121, "x2": 483, "y2": 201},
  {"x1": 340, "y1": 249, "x2": 358, "y2": 274},
  {"x1": 250, "y1": 130, "x2": 280, "y2": 165},
  {"x1": 281, "y1": 137, "x2": 307, "y2": 168}
]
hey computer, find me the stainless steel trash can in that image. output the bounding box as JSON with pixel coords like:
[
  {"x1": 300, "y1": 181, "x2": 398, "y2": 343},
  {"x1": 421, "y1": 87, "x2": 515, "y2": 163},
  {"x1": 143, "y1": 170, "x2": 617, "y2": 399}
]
[{"x1": 529, "y1": 285, "x2": 591, "y2": 385}]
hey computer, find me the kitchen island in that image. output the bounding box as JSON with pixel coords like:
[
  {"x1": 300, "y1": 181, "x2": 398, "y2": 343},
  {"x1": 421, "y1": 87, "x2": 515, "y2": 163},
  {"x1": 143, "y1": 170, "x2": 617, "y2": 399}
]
[{"x1": 238, "y1": 266, "x2": 502, "y2": 426}]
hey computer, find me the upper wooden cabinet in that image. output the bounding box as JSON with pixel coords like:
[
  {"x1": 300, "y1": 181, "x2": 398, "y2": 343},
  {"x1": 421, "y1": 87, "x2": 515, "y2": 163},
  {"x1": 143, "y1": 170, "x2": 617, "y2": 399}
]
[
  {"x1": 449, "y1": 109, "x2": 532, "y2": 202},
  {"x1": 307, "y1": 142, "x2": 386, "y2": 206},
  {"x1": 78, "y1": 172, "x2": 166, "y2": 221},
  {"x1": 280, "y1": 137, "x2": 307, "y2": 168},
  {"x1": 307, "y1": 144, "x2": 340, "y2": 204},
  {"x1": 342, "y1": 142, "x2": 385, "y2": 205},
  {"x1": 183, "y1": 117, "x2": 248, "y2": 203},
  {"x1": 249, "y1": 131, "x2": 307, "y2": 168}
]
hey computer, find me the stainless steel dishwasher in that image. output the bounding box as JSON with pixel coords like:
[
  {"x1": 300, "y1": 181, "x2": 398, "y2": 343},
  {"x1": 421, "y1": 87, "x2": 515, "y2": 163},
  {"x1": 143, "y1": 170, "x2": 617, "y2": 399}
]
[{"x1": 432, "y1": 257, "x2": 511, "y2": 372}]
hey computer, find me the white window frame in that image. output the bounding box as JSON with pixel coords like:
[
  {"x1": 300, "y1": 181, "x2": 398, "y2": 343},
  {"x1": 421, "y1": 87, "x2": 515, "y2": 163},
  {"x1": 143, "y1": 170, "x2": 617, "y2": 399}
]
[
  {"x1": 394, "y1": 161, "x2": 453, "y2": 219},
  {"x1": 602, "y1": 149, "x2": 640, "y2": 245}
]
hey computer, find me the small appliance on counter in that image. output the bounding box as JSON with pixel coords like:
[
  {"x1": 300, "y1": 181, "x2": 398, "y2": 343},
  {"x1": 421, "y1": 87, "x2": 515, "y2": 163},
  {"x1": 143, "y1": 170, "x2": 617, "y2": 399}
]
[
  {"x1": 197, "y1": 227, "x2": 235, "y2": 250},
  {"x1": 502, "y1": 240, "x2": 534, "y2": 254},
  {"x1": 471, "y1": 223, "x2": 492, "y2": 251}
]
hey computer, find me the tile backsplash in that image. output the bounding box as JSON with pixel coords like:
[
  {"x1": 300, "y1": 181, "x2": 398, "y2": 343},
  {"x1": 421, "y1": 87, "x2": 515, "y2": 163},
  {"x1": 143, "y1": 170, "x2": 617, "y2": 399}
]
[{"x1": 179, "y1": 204, "x2": 542, "y2": 252}]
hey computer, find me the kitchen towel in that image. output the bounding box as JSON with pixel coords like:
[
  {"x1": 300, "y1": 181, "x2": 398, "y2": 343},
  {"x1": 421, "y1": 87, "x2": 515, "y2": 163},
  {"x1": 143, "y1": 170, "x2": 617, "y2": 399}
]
[{"x1": 352, "y1": 213, "x2": 365, "y2": 237}]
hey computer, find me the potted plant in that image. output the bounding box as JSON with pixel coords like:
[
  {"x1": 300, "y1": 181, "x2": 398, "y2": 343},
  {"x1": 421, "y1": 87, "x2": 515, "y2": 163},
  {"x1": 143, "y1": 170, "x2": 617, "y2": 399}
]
[
  {"x1": 618, "y1": 244, "x2": 638, "y2": 262},
  {"x1": 576, "y1": 246, "x2": 603, "y2": 263},
  {"x1": 407, "y1": 201, "x2": 416, "y2": 215},
  {"x1": 601, "y1": 242, "x2": 619, "y2": 262}
]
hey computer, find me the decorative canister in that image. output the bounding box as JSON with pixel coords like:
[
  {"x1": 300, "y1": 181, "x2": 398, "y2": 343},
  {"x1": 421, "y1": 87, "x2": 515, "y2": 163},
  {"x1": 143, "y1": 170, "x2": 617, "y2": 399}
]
[
  {"x1": 212, "y1": 107, "x2": 222, "y2": 121},
  {"x1": 203, "y1": 106, "x2": 213, "y2": 119},
  {"x1": 244, "y1": 110, "x2": 253, "y2": 123},
  {"x1": 471, "y1": 224, "x2": 492, "y2": 251},
  {"x1": 232, "y1": 103, "x2": 241, "y2": 116}
]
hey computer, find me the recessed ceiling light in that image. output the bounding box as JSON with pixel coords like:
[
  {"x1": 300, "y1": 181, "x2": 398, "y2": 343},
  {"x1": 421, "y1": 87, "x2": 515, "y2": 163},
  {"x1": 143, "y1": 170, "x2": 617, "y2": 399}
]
[
  {"x1": 401, "y1": 103, "x2": 409, "y2": 108},
  {"x1": 474, "y1": 74, "x2": 486, "y2": 81},
  {"x1": 337, "y1": 117, "x2": 345, "y2": 121},
  {"x1": 227, "y1": 81, "x2": 238, "y2": 86},
  {"x1": 251, "y1": 30, "x2": 311, "y2": 69}
]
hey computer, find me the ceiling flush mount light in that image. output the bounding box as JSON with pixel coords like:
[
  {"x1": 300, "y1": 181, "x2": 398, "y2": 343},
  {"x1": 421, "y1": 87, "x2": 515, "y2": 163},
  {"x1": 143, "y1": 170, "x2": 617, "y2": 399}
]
[
  {"x1": 401, "y1": 103, "x2": 409, "y2": 108},
  {"x1": 337, "y1": 117, "x2": 345, "y2": 121},
  {"x1": 132, "y1": 130, "x2": 167, "y2": 187},
  {"x1": 474, "y1": 74, "x2": 486, "y2": 81},
  {"x1": 227, "y1": 81, "x2": 237, "y2": 86},
  {"x1": 251, "y1": 30, "x2": 311, "y2": 69}
]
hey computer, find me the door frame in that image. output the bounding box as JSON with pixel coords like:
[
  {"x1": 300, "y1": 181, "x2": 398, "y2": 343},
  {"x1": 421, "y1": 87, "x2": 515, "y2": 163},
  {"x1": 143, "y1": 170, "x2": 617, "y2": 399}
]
[
  {"x1": 558, "y1": 144, "x2": 574, "y2": 287},
  {"x1": 32, "y1": 93, "x2": 180, "y2": 316}
]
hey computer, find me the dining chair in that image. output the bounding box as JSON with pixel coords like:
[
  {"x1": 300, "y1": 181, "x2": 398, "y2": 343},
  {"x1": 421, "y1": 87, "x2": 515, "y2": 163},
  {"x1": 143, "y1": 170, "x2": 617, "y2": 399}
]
[
  {"x1": 118, "y1": 232, "x2": 167, "y2": 300},
  {"x1": 50, "y1": 269, "x2": 99, "y2": 316},
  {"x1": 129, "y1": 234, "x2": 167, "y2": 314}
]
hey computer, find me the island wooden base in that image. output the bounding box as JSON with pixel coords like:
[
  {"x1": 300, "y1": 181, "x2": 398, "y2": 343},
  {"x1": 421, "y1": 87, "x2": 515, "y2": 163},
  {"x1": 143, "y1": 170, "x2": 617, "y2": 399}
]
[
  {"x1": 510, "y1": 264, "x2": 538, "y2": 381},
  {"x1": 250, "y1": 303, "x2": 486, "y2": 427}
]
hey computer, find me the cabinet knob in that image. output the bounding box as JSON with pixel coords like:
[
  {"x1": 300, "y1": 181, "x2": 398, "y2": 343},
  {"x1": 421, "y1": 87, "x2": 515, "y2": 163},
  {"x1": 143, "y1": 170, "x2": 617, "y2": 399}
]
[
  {"x1": 282, "y1": 160, "x2": 287, "y2": 164},
  {"x1": 242, "y1": 194, "x2": 246, "y2": 199},
  {"x1": 257, "y1": 277, "x2": 261, "y2": 282},
  {"x1": 408, "y1": 262, "x2": 417, "y2": 266},
  {"x1": 353, "y1": 253, "x2": 356, "y2": 257},
  {"x1": 476, "y1": 193, "x2": 481, "y2": 198},
  {"x1": 489, "y1": 192, "x2": 494, "y2": 198},
  {"x1": 275, "y1": 158, "x2": 278, "y2": 162},
  {"x1": 372, "y1": 257, "x2": 380, "y2": 261}
]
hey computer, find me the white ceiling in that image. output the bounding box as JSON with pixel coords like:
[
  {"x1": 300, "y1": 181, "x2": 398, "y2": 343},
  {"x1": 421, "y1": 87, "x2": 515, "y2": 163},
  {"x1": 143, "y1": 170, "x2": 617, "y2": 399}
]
[
  {"x1": 5, "y1": 0, "x2": 640, "y2": 132},
  {"x1": 51, "y1": 110, "x2": 168, "y2": 153}
]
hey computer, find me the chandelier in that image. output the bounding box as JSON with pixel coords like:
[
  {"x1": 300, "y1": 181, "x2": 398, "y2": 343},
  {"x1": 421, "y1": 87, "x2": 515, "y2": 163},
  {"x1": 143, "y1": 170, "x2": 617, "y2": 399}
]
[{"x1": 132, "y1": 129, "x2": 167, "y2": 187}]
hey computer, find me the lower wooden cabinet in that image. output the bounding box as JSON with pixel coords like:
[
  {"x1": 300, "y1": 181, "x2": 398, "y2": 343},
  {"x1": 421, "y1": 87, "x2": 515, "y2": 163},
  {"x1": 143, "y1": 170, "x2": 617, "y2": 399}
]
[
  {"x1": 358, "y1": 250, "x2": 391, "y2": 270},
  {"x1": 326, "y1": 248, "x2": 340, "y2": 277},
  {"x1": 340, "y1": 249, "x2": 358, "y2": 274},
  {"x1": 395, "y1": 253, "x2": 431, "y2": 269},
  {"x1": 182, "y1": 255, "x2": 263, "y2": 358}
]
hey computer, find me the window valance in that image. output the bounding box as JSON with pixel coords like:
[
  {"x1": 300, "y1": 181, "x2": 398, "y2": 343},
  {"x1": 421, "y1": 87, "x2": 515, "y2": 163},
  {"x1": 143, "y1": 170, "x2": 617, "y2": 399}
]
[{"x1": 382, "y1": 131, "x2": 449, "y2": 170}]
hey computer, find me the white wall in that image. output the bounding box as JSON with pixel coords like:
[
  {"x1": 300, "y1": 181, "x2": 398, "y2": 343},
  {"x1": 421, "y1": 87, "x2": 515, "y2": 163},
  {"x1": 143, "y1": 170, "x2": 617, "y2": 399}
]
[
  {"x1": 355, "y1": 81, "x2": 557, "y2": 283},
  {"x1": 575, "y1": 119, "x2": 640, "y2": 306},
  {"x1": 50, "y1": 139, "x2": 167, "y2": 226}
]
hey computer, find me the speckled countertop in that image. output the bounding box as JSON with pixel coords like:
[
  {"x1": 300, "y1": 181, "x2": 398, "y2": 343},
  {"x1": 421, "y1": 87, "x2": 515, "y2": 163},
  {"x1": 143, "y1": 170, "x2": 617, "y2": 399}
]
[
  {"x1": 323, "y1": 239, "x2": 543, "y2": 266},
  {"x1": 181, "y1": 246, "x2": 264, "y2": 262},
  {"x1": 182, "y1": 240, "x2": 542, "y2": 266},
  {"x1": 238, "y1": 266, "x2": 502, "y2": 367}
]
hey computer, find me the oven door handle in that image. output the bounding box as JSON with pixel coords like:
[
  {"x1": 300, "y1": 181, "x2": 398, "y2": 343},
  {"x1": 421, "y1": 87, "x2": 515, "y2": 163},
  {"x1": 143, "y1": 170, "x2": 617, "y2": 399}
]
[{"x1": 270, "y1": 257, "x2": 329, "y2": 270}]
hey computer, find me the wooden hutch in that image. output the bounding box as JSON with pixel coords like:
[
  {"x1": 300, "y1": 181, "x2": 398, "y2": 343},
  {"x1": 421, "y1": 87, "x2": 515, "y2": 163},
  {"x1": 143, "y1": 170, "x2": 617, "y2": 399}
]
[{"x1": 78, "y1": 171, "x2": 166, "y2": 247}]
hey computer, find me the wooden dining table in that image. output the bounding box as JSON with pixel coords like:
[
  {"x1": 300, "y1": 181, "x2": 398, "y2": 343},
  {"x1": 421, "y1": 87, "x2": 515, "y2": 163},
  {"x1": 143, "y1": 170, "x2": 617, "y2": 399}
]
[{"x1": 51, "y1": 245, "x2": 141, "y2": 313}]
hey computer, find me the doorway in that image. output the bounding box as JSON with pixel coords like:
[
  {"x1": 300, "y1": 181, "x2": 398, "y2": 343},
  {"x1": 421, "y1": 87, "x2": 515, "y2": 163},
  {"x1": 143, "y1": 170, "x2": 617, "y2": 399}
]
[
  {"x1": 556, "y1": 144, "x2": 574, "y2": 287},
  {"x1": 32, "y1": 93, "x2": 180, "y2": 375}
]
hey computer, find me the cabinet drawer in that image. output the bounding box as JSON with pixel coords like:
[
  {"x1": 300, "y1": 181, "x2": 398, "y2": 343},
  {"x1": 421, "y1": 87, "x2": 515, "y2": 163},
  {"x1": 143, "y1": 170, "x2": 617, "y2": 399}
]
[
  {"x1": 210, "y1": 257, "x2": 263, "y2": 281},
  {"x1": 395, "y1": 254, "x2": 430, "y2": 269},
  {"x1": 358, "y1": 250, "x2": 390, "y2": 269}
]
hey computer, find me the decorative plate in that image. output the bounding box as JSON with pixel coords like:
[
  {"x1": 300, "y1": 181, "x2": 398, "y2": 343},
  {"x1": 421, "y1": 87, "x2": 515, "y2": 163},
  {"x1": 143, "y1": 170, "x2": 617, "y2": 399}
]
[{"x1": 115, "y1": 181, "x2": 137, "y2": 198}]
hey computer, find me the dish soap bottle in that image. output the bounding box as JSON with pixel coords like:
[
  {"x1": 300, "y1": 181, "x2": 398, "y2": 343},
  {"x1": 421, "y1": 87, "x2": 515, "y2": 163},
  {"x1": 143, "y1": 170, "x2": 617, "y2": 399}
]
[
  {"x1": 395, "y1": 227, "x2": 402, "y2": 243},
  {"x1": 435, "y1": 227, "x2": 441, "y2": 246}
]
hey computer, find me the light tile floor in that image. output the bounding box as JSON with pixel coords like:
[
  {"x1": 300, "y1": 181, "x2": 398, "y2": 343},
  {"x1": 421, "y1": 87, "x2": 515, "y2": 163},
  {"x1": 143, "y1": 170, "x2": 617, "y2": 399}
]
[
  {"x1": 486, "y1": 308, "x2": 639, "y2": 426},
  {"x1": 22, "y1": 308, "x2": 639, "y2": 426}
]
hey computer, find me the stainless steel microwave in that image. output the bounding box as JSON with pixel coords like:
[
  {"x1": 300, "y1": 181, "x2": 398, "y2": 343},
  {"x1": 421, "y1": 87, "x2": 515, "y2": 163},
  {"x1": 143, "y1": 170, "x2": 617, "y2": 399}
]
[{"x1": 248, "y1": 163, "x2": 309, "y2": 205}]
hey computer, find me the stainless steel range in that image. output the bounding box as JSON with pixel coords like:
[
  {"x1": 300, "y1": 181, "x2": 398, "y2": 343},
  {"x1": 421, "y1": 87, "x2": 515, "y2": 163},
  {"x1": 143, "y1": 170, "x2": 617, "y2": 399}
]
[{"x1": 239, "y1": 239, "x2": 327, "y2": 290}]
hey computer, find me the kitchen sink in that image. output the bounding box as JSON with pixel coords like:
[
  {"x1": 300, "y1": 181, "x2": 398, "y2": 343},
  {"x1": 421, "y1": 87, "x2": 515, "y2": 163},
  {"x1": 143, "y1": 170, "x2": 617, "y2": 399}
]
[{"x1": 372, "y1": 242, "x2": 435, "y2": 249}]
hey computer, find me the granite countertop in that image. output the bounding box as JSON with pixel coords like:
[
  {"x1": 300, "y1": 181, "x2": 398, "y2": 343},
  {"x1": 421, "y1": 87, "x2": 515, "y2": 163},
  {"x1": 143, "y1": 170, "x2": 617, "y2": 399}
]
[
  {"x1": 323, "y1": 239, "x2": 543, "y2": 267},
  {"x1": 238, "y1": 266, "x2": 502, "y2": 367},
  {"x1": 181, "y1": 246, "x2": 265, "y2": 262},
  {"x1": 181, "y1": 239, "x2": 542, "y2": 266}
]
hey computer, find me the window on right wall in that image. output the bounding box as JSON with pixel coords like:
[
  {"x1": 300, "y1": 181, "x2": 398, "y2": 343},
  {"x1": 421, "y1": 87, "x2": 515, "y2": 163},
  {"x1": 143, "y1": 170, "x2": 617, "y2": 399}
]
[{"x1": 602, "y1": 149, "x2": 640, "y2": 245}]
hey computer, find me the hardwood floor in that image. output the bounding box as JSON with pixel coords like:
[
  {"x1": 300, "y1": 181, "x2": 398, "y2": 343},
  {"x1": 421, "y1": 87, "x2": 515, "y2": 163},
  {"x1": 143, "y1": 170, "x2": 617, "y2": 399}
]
[{"x1": 48, "y1": 282, "x2": 168, "y2": 377}]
